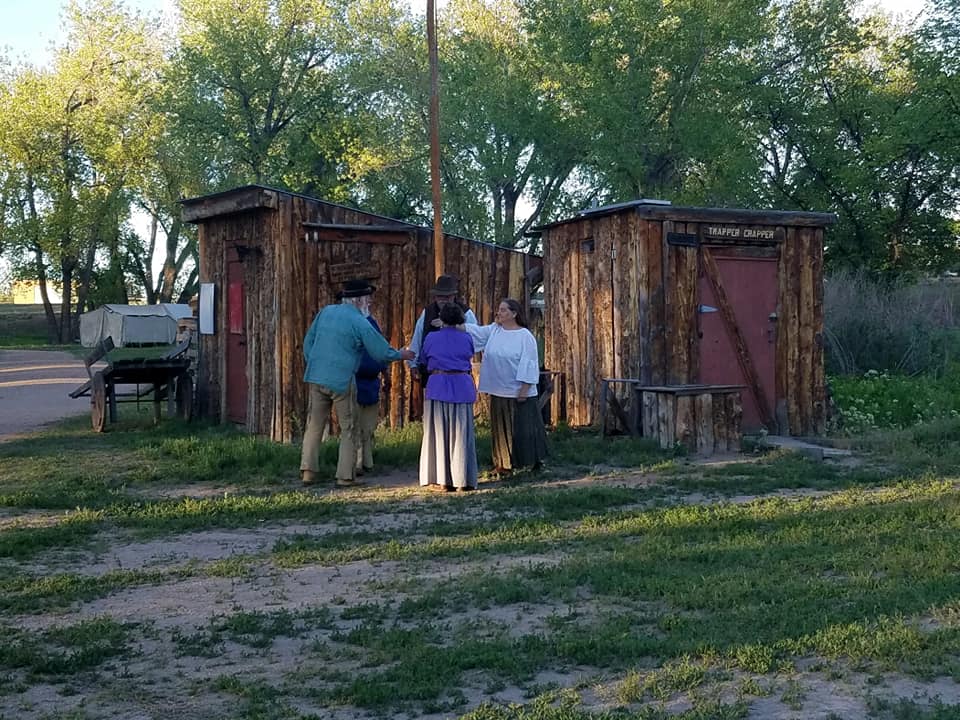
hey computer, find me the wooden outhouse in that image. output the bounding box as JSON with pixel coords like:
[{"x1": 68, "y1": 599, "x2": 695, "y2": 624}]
[
  {"x1": 536, "y1": 201, "x2": 835, "y2": 437},
  {"x1": 181, "y1": 185, "x2": 539, "y2": 442}
]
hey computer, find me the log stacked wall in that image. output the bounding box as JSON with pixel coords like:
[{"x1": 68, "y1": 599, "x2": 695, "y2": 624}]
[
  {"x1": 646, "y1": 220, "x2": 666, "y2": 385},
  {"x1": 546, "y1": 214, "x2": 674, "y2": 428},
  {"x1": 664, "y1": 221, "x2": 699, "y2": 386},
  {"x1": 544, "y1": 208, "x2": 827, "y2": 434},
  {"x1": 544, "y1": 222, "x2": 577, "y2": 424},
  {"x1": 775, "y1": 226, "x2": 826, "y2": 436},
  {"x1": 594, "y1": 216, "x2": 614, "y2": 431}
]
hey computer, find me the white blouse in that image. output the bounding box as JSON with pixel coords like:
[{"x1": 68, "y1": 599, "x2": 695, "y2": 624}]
[{"x1": 466, "y1": 324, "x2": 540, "y2": 398}]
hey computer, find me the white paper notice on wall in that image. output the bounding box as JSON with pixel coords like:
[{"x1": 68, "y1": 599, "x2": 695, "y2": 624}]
[{"x1": 199, "y1": 283, "x2": 215, "y2": 335}]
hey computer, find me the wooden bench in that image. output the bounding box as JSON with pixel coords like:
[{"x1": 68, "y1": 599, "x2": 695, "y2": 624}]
[
  {"x1": 600, "y1": 379, "x2": 744, "y2": 455},
  {"x1": 638, "y1": 384, "x2": 744, "y2": 454}
]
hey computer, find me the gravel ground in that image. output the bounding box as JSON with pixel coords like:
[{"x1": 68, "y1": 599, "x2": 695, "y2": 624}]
[{"x1": 0, "y1": 348, "x2": 91, "y2": 440}]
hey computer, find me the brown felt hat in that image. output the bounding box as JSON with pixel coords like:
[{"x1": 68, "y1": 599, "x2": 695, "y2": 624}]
[{"x1": 429, "y1": 274, "x2": 459, "y2": 296}]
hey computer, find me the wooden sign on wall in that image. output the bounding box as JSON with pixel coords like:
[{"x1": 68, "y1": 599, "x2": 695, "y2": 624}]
[
  {"x1": 702, "y1": 226, "x2": 783, "y2": 243},
  {"x1": 328, "y1": 261, "x2": 382, "y2": 284}
]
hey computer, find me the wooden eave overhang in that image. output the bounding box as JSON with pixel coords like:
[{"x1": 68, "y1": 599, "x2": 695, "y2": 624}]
[
  {"x1": 528, "y1": 201, "x2": 838, "y2": 235},
  {"x1": 180, "y1": 184, "x2": 545, "y2": 261},
  {"x1": 180, "y1": 186, "x2": 280, "y2": 223}
]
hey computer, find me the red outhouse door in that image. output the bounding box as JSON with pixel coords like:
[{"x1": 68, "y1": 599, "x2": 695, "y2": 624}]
[
  {"x1": 226, "y1": 248, "x2": 248, "y2": 424},
  {"x1": 698, "y1": 248, "x2": 778, "y2": 432}
]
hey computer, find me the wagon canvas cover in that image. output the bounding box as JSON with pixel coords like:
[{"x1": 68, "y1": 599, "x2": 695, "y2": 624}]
[{"x1": 79, "y1": 304, "x2": 193, "y2": 348}]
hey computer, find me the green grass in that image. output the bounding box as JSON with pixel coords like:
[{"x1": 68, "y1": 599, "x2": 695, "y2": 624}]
[
  {"x1": 867, "y1": 697, "x2": 960, "y2": 719},
  {"x1": 173, "y1": 607, "x2": 336, "y2": 656},
  {"x1": 0, "y1": 335, "x2": 53, "y2": 348},
  {"x1": 830, "y1": 370, "x2": 960, "y2": 435},
  {"x1": 5, "y1": 380, "x2": 960, "y2": 717},
  {"x1": 460, "y1": 699, "x2": 749, "y2": 719},
  {"x1": 0, "y1": 617, "x2": 133, "y2": 675},
  {"x1": 289, "y1": 480, "x2": 960, "y2": 709}
]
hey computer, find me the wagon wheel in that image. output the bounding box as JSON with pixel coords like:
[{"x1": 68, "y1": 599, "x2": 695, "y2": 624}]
[
  {"x1": 91, "y1": 371, "x2": 107, "y2": 433},
  {"x1": 176, "y1": 373, "x2": 194, "y2": 421}
]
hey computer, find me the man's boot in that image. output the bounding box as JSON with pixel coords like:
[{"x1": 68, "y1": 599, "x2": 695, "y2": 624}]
[{"x1": 301, "y1": 470, "x2": 319, "y2": 486}]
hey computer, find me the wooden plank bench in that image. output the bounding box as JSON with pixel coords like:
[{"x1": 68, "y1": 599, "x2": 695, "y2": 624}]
[
  {"x1": 637, "y1": 384, "x2": 744, "y2": 455},
  {"x1": 600, "y1": 379, "x2": 744, "y2": 455}
]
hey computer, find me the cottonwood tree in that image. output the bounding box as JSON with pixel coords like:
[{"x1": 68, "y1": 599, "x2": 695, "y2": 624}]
[
  {"x1": 169, "y1": 0, "x2": 352, "y2": 191},
  {"x1": 750, "y1": 0, "x2": 960, "y2": 274},
  {"x1": 0, "y1": 0, "x2": 164, "y2": 341},
  {"x1": 439, "y1": 0, "x2": 583, "y2": 247},
  {"x1": 517, "y1": 0, "x2": 772, "y2": 204},
  {"x1": 338, "y1": 0, "x2": 582, "y2": 245}
]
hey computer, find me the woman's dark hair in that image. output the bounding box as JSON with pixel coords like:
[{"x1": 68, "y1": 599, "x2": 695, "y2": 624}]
[
  {"x1": 439, "y1": 303, "x2": 465, "y2": 326},
  {"x1": 501, "y1": 298, "x2": 528, "y2": 328}
]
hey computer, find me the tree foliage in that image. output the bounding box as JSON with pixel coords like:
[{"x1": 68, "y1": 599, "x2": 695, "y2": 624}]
[
  {"x1": 0, "y1": 0, "x2": 164, "y2": 340},
  {"x1": 0, "y1": 0, "x2": 958, "y2": 333},
  {"x1": 750, "y1": 0, "x2": 960, "y2": 274}
]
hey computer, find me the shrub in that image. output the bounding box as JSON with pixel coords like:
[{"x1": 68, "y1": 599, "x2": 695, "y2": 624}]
[
  {"x1": 824, "y1": 271, "x2": 960, "y2": 377},
  {"x1": 829, "y1": 369, "x2": 960, "y2": 434}
]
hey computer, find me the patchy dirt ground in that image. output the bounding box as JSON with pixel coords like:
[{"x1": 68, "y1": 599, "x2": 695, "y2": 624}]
[{"x1": 3, "y1": 466, "x2": 960, "y2": 720}]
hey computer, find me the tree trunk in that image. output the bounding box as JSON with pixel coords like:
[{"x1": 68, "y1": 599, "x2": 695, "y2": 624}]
[
  {"x1": 34, "y1": 247, "x2": 59, "y2": 344},
  {"x1": 143, "y1": 214, "x2": 159, "y2": 304},
  {"x1": 176, "y1": 265, "x2": 198, "y2": 304},
  {"x1": 492, "y1": 184, "x2": 503, "y2": 246},
  {"x1": 59, "y1": 260, "x2": 75, "y2": 345},
  {"x1": 159, "y1": 217, "x2": 183, "y2": 303},
  {"x1": 503, "y1": 184, "x2": 520, "y2": 248},
  {"x1": 76, "y1": 241, "x2": 97, "y2": 316}
]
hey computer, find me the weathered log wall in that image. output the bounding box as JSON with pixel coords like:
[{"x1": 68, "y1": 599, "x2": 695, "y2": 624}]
[
  {"x1": 543, "y1": 206, "x2": 829, "y2": 436},
  {"x1": 191, "y1": 187, "x2": 537, "y2": 442}
]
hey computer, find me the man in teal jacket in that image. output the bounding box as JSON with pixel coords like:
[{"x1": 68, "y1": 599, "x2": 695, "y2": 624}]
[{"x1": 300, "y1": 279, "x2": 414, "y2": 487}]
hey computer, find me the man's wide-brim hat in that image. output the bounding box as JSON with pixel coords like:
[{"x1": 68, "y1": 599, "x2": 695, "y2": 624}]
[
  {"x1": 430, "y1": 274, "x2": 459, "y2": 296},
  {"x1": 341, "y1": 278, "x2": 376, "y2": 297}
]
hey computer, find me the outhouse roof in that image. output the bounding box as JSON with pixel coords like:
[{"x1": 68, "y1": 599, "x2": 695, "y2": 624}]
[
  {"x1": 180, "y1": 184, "x2": 539, "y2": 258},
  {"x1": 529, "y1": 200, "x2": 837, "y2": 233}
]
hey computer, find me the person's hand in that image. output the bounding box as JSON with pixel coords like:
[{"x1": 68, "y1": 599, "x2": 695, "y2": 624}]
[
  {"x1": 410, "y1": 366, "x2": 420, "y2": 380},
  {"x1": 399, "y1": 348, "x2": 416, "y2": 362},
  {"x1": 430, "y1": 318, "x2": 443, "y2": 328}
]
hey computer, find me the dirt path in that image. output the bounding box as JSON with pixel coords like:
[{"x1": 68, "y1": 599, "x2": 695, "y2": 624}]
[{"x1": 0, "y1": 348, "x2": 90, "y2": 440}]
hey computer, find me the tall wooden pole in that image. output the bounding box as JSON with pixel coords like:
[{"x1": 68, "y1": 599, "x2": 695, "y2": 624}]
[{"x1": 427, "y1": 0, "x2": 444, "y2": 279}]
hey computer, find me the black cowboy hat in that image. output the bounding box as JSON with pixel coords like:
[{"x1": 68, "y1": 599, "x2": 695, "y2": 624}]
[
  {"x1": 429, "y1": 274, "x2": 460, "y2": 296},
  {"x1": 341, "y1": 278, "x2": 376, "y2": 297}
]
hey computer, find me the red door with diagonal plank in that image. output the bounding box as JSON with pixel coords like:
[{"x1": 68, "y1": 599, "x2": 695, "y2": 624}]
[
  {"x1": 226, "y1": 248, "x2": 248, "y2": 424},
  {"x1": 698, "y1": 249, "x2": 778, "y2": 432}
]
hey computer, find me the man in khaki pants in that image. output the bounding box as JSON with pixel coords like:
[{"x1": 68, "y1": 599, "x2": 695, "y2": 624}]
[{"x1": 300, "y1": 279, "x2": 414, "y2": 487}]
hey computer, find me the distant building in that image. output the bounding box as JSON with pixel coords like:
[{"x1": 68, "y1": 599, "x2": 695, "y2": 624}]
[{"x1": 11, "y1": 281, "x2": 62, "y2": 305}]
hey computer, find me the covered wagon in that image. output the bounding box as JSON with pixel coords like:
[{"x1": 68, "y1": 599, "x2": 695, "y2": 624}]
[{"x1": 79, "y1": 303, "x2": 193, "y2": 348}]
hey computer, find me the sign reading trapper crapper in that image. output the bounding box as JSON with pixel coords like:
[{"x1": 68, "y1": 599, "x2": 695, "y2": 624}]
[{"x1": 703, "y1": 226, "x2": 780, "y2": 241}]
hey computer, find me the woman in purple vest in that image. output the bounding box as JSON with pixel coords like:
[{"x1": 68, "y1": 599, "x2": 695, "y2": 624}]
[{"x1": 419, "y1": 303, "x2": 478, "y2": 491}]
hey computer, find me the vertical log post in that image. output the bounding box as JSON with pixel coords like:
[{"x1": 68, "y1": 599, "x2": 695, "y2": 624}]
[{"x1": 427, "y1": 0, "x2": 444, "y2": 279}]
